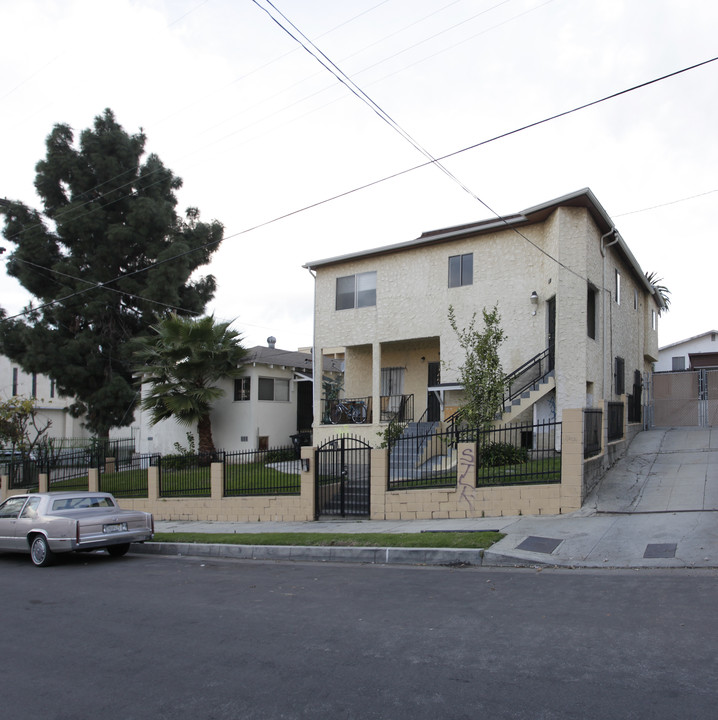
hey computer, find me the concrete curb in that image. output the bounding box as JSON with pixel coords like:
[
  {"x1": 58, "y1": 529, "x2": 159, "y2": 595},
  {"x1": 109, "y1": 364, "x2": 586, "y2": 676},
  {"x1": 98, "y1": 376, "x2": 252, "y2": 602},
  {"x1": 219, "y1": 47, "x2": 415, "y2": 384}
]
[{"x1": 132, "y1": 541, "x2": 485, "y2": 566}]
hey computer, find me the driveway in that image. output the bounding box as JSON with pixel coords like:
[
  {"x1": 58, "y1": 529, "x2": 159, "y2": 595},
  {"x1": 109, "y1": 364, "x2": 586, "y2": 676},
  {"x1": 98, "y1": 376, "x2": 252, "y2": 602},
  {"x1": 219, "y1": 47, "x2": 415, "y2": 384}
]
[{"x1": 585, "y1": 427, "x2": 718, "y2": 513}]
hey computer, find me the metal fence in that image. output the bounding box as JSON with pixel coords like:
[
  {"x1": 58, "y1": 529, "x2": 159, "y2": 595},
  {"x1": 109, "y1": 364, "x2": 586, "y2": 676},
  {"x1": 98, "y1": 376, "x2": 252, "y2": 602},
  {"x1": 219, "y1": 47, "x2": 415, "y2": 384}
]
[
  {"x1": 99, "y1": 454, "x2": 157, "y2": 498},
  {"x1": 388, "y1": 426, "x2": 457, "y2": 490},
  {"x1": 474, "y1": 420, "x2": 561, "y2": 486},
  {"x1": 44, "y1": 449, "x2": 92, "y2": 491},
  {"x1": 158, "y1": 452, "x2": 217, "y2": 498},
  {"x1": 584, "y1": 409, "x2": 602, "y2": 458},
  {"x1": 224, "y1": 446, "x2": 300, "y2": 496},
  {"x1": 607, "y1": 402, "x2": 624, "y2": 442},
  {"x1": 2, "y1": 456, "x2": 40, "y2": 491}
]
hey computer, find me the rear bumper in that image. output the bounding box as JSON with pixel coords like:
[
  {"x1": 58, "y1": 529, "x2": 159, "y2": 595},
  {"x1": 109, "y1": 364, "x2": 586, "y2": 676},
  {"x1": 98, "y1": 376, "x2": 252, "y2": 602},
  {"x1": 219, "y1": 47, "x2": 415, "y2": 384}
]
[{"x1": 49, "y1": 530, "x2": 154, "y2": 553}]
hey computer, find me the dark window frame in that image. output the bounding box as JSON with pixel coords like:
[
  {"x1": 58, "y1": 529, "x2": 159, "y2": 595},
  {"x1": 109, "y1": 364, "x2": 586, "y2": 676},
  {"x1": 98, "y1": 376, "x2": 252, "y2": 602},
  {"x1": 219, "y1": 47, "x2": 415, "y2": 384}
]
[
  {"x1": 335, "y1": 271, "x2": 377, "y2": 310},
  {"x1": 448, "y1": 253, "x2": 473, "y2": 288},
  {"x1": 258, "y1": 377, "x2": 290, "y2": 402},
  {"x1": 234, "y1": 376, "x2": 251, "y2": 401}
]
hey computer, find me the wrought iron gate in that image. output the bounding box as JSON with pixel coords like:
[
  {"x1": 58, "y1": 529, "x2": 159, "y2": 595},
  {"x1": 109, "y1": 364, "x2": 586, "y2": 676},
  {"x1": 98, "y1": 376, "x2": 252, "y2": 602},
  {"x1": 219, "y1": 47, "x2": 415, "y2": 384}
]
[
  {"x1": 651, "y1": 369, "x2": 718, "y2": 427},
  {"x1": 315, "y1": 436, "x2": 371, "y2": 518}
]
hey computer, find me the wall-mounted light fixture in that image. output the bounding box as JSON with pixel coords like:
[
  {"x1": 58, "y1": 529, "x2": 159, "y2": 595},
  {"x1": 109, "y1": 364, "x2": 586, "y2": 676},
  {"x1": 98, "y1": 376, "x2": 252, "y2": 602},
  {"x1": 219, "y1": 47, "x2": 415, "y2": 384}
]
[{"x1": 530, "y1": 291, "x2": 539, "y2": 316}]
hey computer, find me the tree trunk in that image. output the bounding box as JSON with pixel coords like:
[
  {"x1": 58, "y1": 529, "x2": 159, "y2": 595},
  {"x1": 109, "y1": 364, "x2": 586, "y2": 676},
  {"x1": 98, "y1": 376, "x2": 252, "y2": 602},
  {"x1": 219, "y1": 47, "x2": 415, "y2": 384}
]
[{"x1": 197, "y1": 414, "x2": 215, "y2": 457}]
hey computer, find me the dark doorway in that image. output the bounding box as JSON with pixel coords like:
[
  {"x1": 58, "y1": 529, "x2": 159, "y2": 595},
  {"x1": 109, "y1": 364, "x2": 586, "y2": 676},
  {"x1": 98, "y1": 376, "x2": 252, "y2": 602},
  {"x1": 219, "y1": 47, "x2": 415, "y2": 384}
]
[
  {"x1": 427, "y1": 361, "x2": 441, "y2": 422},
  {"x1": 547, "y1": 296, "x2": 556, "y2": 371}
]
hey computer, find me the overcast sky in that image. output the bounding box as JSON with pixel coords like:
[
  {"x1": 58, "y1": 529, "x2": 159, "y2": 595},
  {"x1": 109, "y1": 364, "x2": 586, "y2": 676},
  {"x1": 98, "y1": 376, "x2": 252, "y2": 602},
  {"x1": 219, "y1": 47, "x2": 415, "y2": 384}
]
[{"x1": 2, "y1": 0, "x2": 717, "y2": 352}]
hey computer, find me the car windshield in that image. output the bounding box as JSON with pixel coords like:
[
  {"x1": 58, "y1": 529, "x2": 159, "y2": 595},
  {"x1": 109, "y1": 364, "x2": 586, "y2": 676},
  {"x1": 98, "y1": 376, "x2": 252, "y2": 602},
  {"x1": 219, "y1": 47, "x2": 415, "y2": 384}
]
[{"x1": 52, "y1": 496, "x2": 116, "y2": 511}]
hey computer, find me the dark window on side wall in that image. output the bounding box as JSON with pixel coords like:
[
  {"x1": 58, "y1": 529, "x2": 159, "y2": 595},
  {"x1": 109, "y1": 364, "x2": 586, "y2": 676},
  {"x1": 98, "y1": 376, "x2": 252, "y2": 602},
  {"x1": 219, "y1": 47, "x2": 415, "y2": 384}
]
[
  {"x1": 587, "y1": 285, "x2": 597, "y2": 339},
  {"x1": 614, "y1": 356, "x2": 625, "y2": 395},
  {"x1": 448, "y1": 253, "x2": 473, "y2": 287}
]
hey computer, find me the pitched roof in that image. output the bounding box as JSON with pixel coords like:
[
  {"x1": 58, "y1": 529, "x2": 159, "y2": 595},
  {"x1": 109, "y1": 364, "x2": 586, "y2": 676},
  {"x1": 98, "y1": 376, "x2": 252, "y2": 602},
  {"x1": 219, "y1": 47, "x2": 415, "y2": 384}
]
[
  {"x1": 304, "y1": 187, "x2": 664, "y2": 308},
  {"x1": 243, "y1": 345, "x2": 341, "y2": 373}
]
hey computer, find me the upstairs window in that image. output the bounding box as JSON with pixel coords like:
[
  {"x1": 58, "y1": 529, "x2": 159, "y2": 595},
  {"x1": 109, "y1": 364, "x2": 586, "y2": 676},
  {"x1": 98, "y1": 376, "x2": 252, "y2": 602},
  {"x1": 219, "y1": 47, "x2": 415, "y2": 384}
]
[
  {"x1": 615, "y1": 270, "x2": 621, "y2": 304},
  {"x1": 336, "y1": 271, "x2": 376, "y2": 310},
  {"x1": 448, "y1": 253, "x2": 473, "y2": 287},
  {"x1": 234, "y1": 377, "x2": 250, "y2": 401}
]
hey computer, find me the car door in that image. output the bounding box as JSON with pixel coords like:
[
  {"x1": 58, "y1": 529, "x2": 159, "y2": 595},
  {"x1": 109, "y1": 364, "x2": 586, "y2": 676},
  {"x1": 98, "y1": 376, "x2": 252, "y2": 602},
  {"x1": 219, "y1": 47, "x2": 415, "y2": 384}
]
[
  {"x1": 0, "y1": 496, "x2": 30, "y2": 551},
  {"x1": 14, "y1": 496, "x2": 43, "y2": 550}
]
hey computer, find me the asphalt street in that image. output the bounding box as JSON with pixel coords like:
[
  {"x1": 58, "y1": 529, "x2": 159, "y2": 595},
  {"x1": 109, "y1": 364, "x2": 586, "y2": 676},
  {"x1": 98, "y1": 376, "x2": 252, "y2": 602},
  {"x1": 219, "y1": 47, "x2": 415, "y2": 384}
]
[{"x1": 2, "y1": 552, "x2": 717, "y2": 720}]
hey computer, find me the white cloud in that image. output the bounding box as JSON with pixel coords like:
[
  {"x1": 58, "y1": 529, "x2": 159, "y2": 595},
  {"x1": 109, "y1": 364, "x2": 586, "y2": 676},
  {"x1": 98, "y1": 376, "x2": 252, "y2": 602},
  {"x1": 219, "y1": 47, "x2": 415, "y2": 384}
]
[{"x1": 2, "y1": 0, "x2": 717, "y2": 351}]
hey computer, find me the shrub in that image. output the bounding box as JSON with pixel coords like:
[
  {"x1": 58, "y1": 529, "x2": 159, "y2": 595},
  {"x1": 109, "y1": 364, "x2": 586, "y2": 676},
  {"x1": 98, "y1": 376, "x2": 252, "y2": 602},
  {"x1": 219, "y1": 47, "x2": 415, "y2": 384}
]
[{"x1": 477, "y1": 442, "x2": 528, "y2": 468}]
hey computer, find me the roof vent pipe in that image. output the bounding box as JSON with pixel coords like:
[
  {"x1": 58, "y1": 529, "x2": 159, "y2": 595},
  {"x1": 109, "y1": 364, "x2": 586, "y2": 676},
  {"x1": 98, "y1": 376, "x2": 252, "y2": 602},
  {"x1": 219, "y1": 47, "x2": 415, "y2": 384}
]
[{"x1": 267, "y1": 336, "x2": 276, "y2": 349}]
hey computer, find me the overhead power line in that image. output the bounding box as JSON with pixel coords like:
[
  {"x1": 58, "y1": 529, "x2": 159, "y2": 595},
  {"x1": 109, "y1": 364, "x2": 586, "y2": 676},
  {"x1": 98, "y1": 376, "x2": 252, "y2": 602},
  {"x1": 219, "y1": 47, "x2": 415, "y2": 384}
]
[{"x1": 3, "y1": 54, "x2": 718, "y2": 322}]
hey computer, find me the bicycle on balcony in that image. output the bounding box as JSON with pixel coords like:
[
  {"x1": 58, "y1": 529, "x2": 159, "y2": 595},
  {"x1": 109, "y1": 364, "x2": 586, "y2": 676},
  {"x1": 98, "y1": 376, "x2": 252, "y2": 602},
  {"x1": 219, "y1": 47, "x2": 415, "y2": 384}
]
[{"x1": 330, "y1": 399, "x2": 368, "y2": 424}]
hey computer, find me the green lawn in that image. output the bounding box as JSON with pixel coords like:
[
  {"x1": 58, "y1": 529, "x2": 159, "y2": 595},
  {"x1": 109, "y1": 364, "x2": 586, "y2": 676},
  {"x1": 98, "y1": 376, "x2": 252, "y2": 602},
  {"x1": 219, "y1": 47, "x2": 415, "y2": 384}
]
[
  {"x1": 476, "y1": 457, "x2": 561, "y2": 485},
  {"x1": 151, "y1": 531, "x2": 504, "y2": 549}
]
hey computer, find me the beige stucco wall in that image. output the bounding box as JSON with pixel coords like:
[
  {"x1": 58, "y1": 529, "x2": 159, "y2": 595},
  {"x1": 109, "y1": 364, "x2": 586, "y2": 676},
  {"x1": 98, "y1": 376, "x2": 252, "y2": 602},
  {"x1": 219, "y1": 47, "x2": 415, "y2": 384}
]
[{"x1": 312, "y1": 205, "x2": 661, "y2": 441}]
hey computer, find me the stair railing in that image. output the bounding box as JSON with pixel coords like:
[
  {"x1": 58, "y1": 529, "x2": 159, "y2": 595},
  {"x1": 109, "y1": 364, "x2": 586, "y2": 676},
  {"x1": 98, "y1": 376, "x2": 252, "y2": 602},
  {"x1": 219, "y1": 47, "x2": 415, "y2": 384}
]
[{"x1": 502, "y1": 345, "x2": 554, "y2": 407}]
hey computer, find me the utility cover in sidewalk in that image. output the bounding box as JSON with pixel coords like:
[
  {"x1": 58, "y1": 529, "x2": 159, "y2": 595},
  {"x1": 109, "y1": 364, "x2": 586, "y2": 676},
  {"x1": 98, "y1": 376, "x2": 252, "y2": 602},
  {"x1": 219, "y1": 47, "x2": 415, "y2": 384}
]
[
  {"x1": 516, "y1": 536, "x2": 563, "y2": 554},
  {"x1": 643, "y1": 543, "x2": 677, "y2": 559}
]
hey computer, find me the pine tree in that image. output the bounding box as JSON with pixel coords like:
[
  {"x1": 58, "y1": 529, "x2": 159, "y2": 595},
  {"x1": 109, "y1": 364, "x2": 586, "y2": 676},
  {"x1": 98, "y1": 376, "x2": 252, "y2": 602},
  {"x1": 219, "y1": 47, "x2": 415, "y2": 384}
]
[{"x1": 0, "y1": 109, "x2": 224, "y2": 437}]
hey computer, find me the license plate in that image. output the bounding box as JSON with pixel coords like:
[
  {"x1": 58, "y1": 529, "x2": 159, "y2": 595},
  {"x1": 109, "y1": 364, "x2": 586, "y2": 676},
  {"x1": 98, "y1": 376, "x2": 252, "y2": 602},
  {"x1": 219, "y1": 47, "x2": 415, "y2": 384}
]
[{"x1": 103, "y1": 522, "x2": 128, "y2": 534}]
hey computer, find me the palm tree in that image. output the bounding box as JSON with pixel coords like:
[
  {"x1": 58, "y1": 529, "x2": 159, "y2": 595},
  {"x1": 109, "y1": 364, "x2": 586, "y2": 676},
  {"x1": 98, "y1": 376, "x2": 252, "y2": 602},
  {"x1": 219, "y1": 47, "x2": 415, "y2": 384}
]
[
  {"x1": 645, "y1": 271, "x2": 671, "y2": 312},
  {"x1": 134, "y1": 314, "x2": 247, "y2": 456}
]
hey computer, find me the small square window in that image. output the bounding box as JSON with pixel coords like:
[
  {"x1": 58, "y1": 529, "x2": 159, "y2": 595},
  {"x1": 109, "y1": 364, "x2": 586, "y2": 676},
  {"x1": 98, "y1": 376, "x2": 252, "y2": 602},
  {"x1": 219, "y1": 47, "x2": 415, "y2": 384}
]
[
  {"x1": 336, "y1": 272, "x2": 376, "y2": 310},
  {"x1": 449, "y1": 253, "x2": 473, "y2": 287}
]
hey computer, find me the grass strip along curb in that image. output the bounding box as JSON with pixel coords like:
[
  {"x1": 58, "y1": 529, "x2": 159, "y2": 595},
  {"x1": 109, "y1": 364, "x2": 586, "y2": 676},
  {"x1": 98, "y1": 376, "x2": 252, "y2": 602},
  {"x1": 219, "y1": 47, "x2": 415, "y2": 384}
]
[{"x1": 151, "y1": 531, "x2": 504, "y2": 549}]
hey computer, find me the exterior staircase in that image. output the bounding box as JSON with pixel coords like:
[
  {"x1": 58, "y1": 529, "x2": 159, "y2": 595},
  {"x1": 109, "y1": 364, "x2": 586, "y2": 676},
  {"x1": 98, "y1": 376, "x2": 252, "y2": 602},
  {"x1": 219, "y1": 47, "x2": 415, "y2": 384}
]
[
  {"x1": 499, "y1": 371, "x2": 555, "y2": 422},
  {"x1": 389, "y1": 421, "x2": 440, "y2": 478}
]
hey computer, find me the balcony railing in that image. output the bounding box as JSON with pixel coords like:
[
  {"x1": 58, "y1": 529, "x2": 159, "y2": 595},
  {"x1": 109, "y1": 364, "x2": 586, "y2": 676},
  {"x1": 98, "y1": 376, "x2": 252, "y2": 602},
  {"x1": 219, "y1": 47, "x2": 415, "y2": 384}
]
[{"x1": 322, "y1": 397, "x2": 373, "y2": 425}]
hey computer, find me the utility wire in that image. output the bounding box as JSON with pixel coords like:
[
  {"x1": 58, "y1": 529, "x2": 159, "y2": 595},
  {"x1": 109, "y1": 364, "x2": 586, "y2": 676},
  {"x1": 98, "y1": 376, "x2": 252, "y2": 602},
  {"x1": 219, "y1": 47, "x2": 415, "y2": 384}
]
[{"x1": 3, "y1": 54, "x2": 718, "y2": 322}]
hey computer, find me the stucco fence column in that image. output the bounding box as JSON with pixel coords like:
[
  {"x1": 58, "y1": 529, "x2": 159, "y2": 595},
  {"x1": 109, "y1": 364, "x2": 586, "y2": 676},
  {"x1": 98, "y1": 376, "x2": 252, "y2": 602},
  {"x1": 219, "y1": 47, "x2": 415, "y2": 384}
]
[
  {"x1": 300, "y1": 446, "x2": 316, "y2": 520},
  {"x1": 0, "y1": 473, "x2": 7, "y2": 501},
  {"x1": 560, "y1": 408, "x2": 584, "y2": 512}
]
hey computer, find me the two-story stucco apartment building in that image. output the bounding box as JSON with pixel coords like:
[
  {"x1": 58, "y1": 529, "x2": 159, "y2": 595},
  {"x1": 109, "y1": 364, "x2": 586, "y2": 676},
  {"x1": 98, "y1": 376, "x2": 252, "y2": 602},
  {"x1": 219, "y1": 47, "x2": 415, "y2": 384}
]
[{"x1": 305, "y1": 188, "x2": 664, "y2": 445}]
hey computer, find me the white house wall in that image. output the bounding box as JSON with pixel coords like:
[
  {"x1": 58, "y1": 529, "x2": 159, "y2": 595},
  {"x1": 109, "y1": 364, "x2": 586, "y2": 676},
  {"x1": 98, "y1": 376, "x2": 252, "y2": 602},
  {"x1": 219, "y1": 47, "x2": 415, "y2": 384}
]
[
  {"x1": 0, "y1": 354, "x2": 91, "y2": 441},
  {"x1": 136, "y1": 365, "x2": 301, "y2": 455},
  {"x1": 656, "y1": 333, "x2": 718, "y2": 372}
]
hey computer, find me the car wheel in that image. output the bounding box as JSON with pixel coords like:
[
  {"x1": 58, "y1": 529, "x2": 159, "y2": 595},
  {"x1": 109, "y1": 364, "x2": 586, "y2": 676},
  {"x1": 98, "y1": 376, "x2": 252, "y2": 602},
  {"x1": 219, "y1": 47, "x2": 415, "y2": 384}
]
[
  {"x1": 30, "y1": 535, "x2": 55, "y2": 567},
  {"x1": 107, "y1": 543, "x2": 131, "y2": 557}
]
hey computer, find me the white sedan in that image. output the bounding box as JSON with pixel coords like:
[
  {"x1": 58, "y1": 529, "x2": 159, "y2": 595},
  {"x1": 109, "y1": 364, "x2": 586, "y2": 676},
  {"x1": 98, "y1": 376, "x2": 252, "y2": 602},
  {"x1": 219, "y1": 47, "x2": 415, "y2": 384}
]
[{"x1": 0, "y1": 492, "x2": 154, "y2": 567}]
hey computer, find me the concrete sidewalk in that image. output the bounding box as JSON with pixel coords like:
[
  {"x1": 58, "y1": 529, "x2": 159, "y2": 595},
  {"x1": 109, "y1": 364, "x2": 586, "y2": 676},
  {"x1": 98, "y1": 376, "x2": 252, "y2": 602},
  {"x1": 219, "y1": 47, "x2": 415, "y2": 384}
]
[{"x1": 139, "y1": 428, "x2": 718, "y2": 569}]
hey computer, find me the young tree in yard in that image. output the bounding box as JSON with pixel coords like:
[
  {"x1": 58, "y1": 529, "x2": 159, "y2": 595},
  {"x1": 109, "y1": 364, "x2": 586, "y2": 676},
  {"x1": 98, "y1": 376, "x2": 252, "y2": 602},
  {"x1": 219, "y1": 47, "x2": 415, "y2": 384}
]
[
  {"x1": 0, "y1": 396, "x2": 51, "y2": 455},
  {"x1": 134, "y1": 314, "x2": 247, "y2": 456},
  {"x1": 448, "y1": 304, "x2": 507, "y2": 430},
  {"x1": 0, "y1": 109, "x2": 223, "y2": 438}
]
